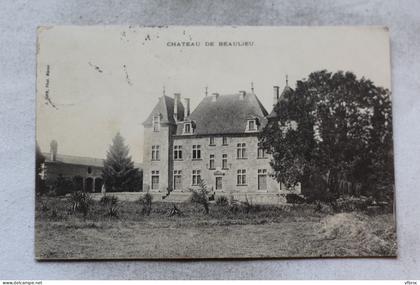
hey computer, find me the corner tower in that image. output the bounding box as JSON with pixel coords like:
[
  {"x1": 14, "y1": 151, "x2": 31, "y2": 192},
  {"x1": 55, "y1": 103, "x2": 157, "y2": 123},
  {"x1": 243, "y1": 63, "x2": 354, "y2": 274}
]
[{"x1": 142, "y1": 93, "x2": 184, "y2": 192}]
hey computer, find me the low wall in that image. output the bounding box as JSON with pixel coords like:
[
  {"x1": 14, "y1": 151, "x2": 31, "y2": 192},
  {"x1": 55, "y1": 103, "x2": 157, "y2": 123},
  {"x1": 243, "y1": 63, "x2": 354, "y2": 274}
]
[
  {"x1": 90, "y1": 191, "x2": 292, "y2": 205},
  {"x1": 90, "y1": 192, "x2": 164, "y2": 202},
  {"x1": 214, "y1": 192, "x2": 287, "y2": 205}
]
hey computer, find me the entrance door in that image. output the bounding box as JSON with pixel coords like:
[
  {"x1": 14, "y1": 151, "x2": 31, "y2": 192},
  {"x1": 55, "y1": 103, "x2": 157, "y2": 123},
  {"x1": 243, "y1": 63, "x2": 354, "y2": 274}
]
[
  {"x1": 258, "y1": 174, "x2": 267, "y2": 190},
  {"x1": 174, "y1": 175, "x2": 182, "y2": 190},
  {"x1": 215, "y1": 177, "x2": 222, "y2": 190}
]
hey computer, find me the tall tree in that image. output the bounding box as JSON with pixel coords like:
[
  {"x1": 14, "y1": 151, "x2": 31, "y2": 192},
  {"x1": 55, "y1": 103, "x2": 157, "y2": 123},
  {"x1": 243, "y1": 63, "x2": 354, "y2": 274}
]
[
  {"x1": 102, "y1": 132, "x2": 142, "y2": 192},
  {"x1": 259, "y1": 70, "x2": 393, "y2": 200}
]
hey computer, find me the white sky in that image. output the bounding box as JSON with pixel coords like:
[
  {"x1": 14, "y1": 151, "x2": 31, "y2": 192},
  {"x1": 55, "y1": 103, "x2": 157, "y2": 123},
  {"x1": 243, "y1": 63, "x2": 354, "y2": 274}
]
[{"x1": 36, "y1": 26, "x2": 391, "y2": 163}]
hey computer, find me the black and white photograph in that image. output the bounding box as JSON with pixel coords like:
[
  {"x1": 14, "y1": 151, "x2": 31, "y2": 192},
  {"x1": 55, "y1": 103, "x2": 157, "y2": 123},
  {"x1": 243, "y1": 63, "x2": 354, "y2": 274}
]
[{"x1": 35, "y1": 26, "x2": 396, "y2": 259}]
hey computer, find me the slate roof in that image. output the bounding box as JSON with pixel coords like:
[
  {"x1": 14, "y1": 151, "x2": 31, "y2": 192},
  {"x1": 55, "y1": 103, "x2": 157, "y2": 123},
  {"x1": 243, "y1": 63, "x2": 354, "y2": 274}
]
[
  {"x1": 267, "y1": 85, "x2": 293, "y2": 119},
  {"x1": 176, "y1": 92, "x2": 268, "y2": 135},
  {"x1": 42, "y1": 153, "x2": 142, "y2": 169},
  {"x1": 143, "y1": 95, "x2": 185, "y2": 126}
]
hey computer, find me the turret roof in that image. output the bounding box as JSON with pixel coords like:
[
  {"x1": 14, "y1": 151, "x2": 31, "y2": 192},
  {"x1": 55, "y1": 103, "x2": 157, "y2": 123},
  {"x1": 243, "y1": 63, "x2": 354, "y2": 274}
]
[{"x1": 143, "y1": 95, "x2": 185, "y2": 126}]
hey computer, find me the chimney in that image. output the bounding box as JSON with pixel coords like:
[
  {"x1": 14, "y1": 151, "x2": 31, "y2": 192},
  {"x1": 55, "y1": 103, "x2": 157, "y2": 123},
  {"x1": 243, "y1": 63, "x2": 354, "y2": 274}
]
[
  {"x1": 173, "y1": 93, "x2": 181, "y2": 121},
  {"x1": 273, "y1": 86, "x2": 279, "y2": 106},
  {"x1": 211, "y1": 93, "x2": 219, "y2": 102},
  {"x1": 184, "y1": 98, "x2": 190, "y2": 118},
  {"x1": 239, "y1": 90, "x2": 246, "y2": 100},
  {"x1": 50, "y1": 140, "x2": 58, "y2": 161}
]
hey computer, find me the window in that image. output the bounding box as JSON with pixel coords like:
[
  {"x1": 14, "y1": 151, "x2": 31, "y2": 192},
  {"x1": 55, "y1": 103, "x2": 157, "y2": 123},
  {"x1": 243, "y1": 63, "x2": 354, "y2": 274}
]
[
  {"x1": 192, "y1": 170, "x2": 201, "y2": 185},
  {"x1": 192, "y1": 145, "x2": 201, "y2": 159},
  {"x1": 222, "y1": 154, "x2": 228, "y2": 169},
  {"x1": 258, "y1": 169, "x2": 268, "y2": 190},
  {"x1": 151, "y1": 145, "x2": 160, "y2": 161},
  {"x1": 152, "y1": 115, "x2": 160, "y2": 132},
  {"x1": 237, "y1": 143, "x2": 247, "y2": 159},
  {"x1": 237, "y1": 169, "x2": 247, "y2": 185},
  {"x1": 173, "y1": 170, "x2": 182, "y2": 190},
  {"x1": 257, "y1": 147, "x2": 266, "y2": 159},
  {"x1": 87, "y1": 166, "x2": 92, "y2": 174},
  {"x1": 184, "y1": 123, "x2": 192, "y2": 134},
  {"x1": 246, "y1": 119, "x2": 257, "y2": 131},
  {"x1": 209, "y1": 136, "x2": 215, "y2": 146},
  {"x1": 174, "y1": 145, "x2": 182, "y2": 160},
  {"x1": 209, "y1": 154, "x2": 215, "y2": 169},
  {"x1": 222, "y1": 136, "x2": 228, "y2": 145},
  {"x1": 151, "y1": 170, "x2": 159, "y2": 189},
  {"x1": 249, "y1": 120, "x2": 256, "y2": 130}
]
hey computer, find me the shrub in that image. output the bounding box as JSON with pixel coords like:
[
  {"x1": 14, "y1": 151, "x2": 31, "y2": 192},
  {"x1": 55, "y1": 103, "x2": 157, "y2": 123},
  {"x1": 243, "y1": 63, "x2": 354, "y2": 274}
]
[
  {"x1": 40, "y1": 202, "x2": 49, "y2": 212},
  {"x1": 335, "y1": 196, "x2": 372, "y2": 213},
  {"x1": 215, "y1": 195, "x2": 229, "y2": 206},
  {"x1": 69, "y1": 191, "x2": 93, "y2": 217},
  {"x1": 189, "y1": 180, "x2": 210, "y2": 214},
  {"x1": 100, "y1": 195, "x2": 119, "y2": 217},
  {"x1": 314, "y1": 201, "x2": 334, "y2": 214},
  {"x1": 168, "y1": 204, "x2": 183, "y2": 217},
  {"x1": 242, "y1": 196, "x2": 262, "y2": 213},
  {"x1": 52, "y1": 174, "x2": 75, "y2": 196},
  {"x1": 305, "y1": 187, "x2": 339, "y2": 204},
  {"x1": 137, "y1": 192, "x2": 153, "y2": 216},
  {"x1": 228, "y1": 195, "x2": 241, "y2": 213},
  {"x1": 286, "y1": 193, "x2": 306, "y2": 204},
  {"x1": 50, "y1": 208, "x2": 58, "y2": 219}
]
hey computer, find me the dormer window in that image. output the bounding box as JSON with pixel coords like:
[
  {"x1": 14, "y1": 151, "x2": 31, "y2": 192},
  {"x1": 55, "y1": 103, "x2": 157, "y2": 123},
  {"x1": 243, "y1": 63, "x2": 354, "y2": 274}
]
[
  {"x1": 246, "y1": 119, "x2": 257, "y2": 132},
  {"x1": 152, "y1": 115, "x2": 160, "y2": 132},
  {"x1": 183, "y1": 122, "x2": 192, "y2": 134},
  {"x1": 249, "y1": 120, "x2": 255, "y2": 130}
]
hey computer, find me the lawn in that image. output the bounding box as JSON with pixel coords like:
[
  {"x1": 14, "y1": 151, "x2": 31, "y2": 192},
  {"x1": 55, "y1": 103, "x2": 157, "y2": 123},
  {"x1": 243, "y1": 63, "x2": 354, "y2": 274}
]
[{"x1": 35, "y1": 196, "x2": 397, "y2": 259}]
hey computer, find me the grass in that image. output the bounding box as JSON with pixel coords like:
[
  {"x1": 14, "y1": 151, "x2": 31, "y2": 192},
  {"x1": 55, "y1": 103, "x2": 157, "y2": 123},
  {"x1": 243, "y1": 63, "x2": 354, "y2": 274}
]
[{"x1": 35, "y1": 196, "x2": 397, "y2": 259}]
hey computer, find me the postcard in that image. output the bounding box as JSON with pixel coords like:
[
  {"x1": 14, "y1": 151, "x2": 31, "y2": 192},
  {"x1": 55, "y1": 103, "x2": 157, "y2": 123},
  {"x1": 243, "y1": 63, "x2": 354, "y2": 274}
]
[{"x1": 36, "y1": 26, "x2": 396, "y2": 259}]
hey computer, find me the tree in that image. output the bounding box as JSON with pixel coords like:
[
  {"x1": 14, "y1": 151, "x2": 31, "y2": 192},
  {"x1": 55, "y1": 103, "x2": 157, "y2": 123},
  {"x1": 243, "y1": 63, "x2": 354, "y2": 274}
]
[
  {"x1": 259, "y1": 70, "x2": 393, "y2": 201},
  {"x1": 53, "y1": 174, "x2": 75, "y2": 196},
  {"x1": 102, "y1": 132, "x2": 142, "y2": 192},
  {"x1": 35, "y1": 142, "x2": 46, "y2": 195}
]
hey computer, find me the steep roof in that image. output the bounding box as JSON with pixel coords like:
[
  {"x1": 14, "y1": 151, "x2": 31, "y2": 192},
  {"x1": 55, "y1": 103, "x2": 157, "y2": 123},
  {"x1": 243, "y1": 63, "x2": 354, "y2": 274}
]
[
  {"x1": 42, "y1": 153, "x2": 142, "y2": 169},
  {"x1": 267, "y1": 85, "x2": 293, "y2": 119},
  {"x1": 143, "y1": 95, "x2": 185, "y2": 126},
  {"x1": 177, "y1": 92, "x2": 268, "y2": 135}
]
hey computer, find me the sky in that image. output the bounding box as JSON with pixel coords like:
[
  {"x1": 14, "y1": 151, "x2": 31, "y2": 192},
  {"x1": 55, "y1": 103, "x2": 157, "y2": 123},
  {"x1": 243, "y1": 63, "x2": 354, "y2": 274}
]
[{"x1": 36, "y1": 26, "x2": 391, "y2": 163}]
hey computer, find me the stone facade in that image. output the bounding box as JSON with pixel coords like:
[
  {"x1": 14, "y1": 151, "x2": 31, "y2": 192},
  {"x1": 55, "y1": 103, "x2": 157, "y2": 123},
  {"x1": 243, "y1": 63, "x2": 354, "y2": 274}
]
[
  {"x1": 142, "y1": 122, "x2": 175, "y2": 193},
  {"x1": 170, "y1": 135, "x2": 281, "y2": 193},
  {"x1": 43, "y1": 159, "x2": 104, "y2": 192},
  {"x1": 142, "y1": 88, "x2": 300, "y2": 203}
]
